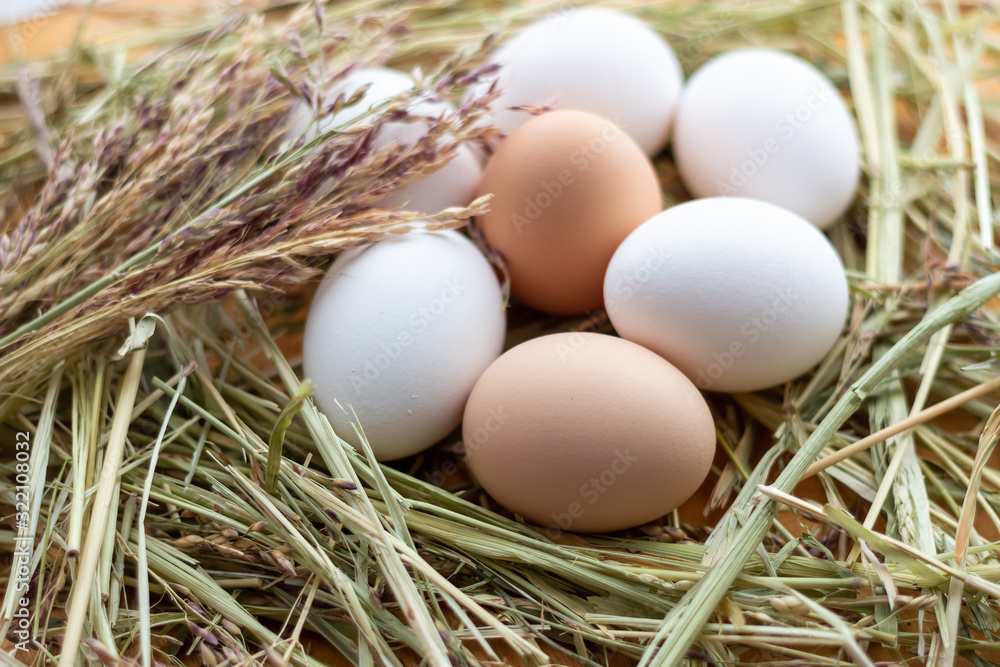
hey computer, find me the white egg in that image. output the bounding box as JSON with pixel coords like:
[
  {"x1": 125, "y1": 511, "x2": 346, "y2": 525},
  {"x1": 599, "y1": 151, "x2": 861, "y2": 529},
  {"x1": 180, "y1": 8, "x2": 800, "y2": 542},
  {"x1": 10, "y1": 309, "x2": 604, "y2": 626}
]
[
  {"x1": 303, "y1": 230, "x2": 506, "y2": 460},
  {"x1": 672, "y1": 49, "x2": 860, "y2": 229},
  {"x1": 287, "y1": 67, "x2": 483, "y2": 215},
  {"x1": 604, "y1": 197, "x2": 849, "y2": 393},
  {"x1": 286, "y1": 67, "x2": 414, "y2": 142},
  {"x1": 377, "y1": 135, "x2": 483, "y2": 215},
  {"x1": 469, "y1": 8, "x2": 683, "y2": 156}
]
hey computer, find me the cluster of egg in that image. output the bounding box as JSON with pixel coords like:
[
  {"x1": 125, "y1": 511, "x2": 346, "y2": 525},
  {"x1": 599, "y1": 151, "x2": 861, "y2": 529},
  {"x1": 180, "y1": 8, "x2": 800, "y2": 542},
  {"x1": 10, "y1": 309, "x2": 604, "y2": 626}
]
[{"x1": 301, "y1": 8, "x2": 857, "y2": 533}]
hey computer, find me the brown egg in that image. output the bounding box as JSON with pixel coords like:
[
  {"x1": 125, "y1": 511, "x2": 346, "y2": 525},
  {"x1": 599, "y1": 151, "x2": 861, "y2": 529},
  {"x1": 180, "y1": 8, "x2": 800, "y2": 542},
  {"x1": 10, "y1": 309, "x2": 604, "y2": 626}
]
[
  {"x1": 476, "y1": 110, "x2": 662, "y2": 315},
  {"x1": 462, "y1": 332, "x2": 715, "y2": 533}
]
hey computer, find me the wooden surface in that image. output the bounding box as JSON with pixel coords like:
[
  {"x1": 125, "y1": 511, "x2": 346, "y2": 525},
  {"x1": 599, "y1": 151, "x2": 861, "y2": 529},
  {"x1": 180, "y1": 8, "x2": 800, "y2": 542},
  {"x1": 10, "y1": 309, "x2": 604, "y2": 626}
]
[{"x1": 3, "y1": 3, "x2": 997, "y2": 666}]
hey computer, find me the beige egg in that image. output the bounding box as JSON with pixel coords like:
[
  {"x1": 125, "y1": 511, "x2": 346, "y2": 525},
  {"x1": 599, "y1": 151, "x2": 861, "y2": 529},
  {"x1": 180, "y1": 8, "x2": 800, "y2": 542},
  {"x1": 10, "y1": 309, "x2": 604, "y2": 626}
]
[
  {"x1": 463, "y1": 333, "x2": 715, "y2": 533},
  {"x1": 475, "y1": 110, "x2": 662, "y2": 315}
]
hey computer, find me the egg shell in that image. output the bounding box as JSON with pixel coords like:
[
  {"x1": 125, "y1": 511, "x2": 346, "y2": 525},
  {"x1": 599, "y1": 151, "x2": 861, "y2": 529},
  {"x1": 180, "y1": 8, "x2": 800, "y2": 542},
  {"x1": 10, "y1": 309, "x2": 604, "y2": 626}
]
[
  {"x1": 286, "y1": 67, "x2": 482, "y2": 215},
  {"x1": 604, "y1": 197, "x2": 849, "y2": 393},
  {"x1": 469, "y1": 7, "x2": 683, "y2": 155},
  {"x1": 476, "y1": 110, "x2": 662, "y2": 315},
  {"x1": 302, "y1": 230, "x2": 506, "y2": 460},
  {"x1": 286, "y1": 67, "x2": 414, "y2": 142},
  {"x1": 463, "y1": 332, "x2": 715, "y2": 533},
  {"x1": 324, "y1": 67, "x2": 416, "y2": 129},
  {"x1": 672, "y1": 49, "x2": 860, "y2": 229}
]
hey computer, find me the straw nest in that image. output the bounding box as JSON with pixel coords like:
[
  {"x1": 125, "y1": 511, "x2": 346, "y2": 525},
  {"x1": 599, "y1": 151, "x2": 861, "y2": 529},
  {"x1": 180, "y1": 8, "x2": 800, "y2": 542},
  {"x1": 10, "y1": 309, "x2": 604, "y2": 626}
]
[{"x1": 1, "y1": 0, "x2": 999, "y2": 665}]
